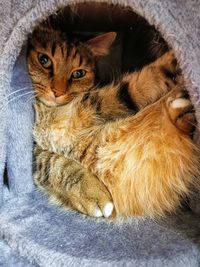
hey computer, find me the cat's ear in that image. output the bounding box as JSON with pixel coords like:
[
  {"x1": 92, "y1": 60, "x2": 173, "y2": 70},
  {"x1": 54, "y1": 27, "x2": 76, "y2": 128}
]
[{"x1": 86, "y1": 32, "x2": 117, "y2": 57}]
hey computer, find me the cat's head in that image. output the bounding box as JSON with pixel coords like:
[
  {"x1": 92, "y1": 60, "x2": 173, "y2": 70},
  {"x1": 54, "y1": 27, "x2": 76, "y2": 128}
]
[{"x1": 27, "y1": 27, "x2": 116, "y2": 106}]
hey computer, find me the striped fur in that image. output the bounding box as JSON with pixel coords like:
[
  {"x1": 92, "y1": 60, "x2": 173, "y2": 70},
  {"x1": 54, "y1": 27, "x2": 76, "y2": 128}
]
[
  {"x1": 28, "y1": 28, "x2": 199, "y2": 218},
  {"x1": 27, "y1": 27, "x2": 116, "y2": 107},
  {"x1": 34, "y1": 146, "x2": 113, "y2": 217}
]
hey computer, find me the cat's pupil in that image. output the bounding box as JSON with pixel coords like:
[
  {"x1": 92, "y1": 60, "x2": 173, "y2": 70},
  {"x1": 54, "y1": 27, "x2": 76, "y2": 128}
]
[
  {"x1": 38, "y1": 53, "x2": 52, "y2": 68},
  {"x1": 71, "y1": 70, "x2": 86, "y2": 79}
]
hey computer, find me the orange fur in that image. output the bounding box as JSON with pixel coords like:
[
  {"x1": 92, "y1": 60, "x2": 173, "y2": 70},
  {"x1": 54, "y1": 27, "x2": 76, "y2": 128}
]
[
  {"x1": 33, "y1": 89, "x2": 199, "y2": 218},
  {"x1": 28, "y1": 28, "x2": 199, "y2": 218},
  {"x1": 27, "y1": 28, "x2": 116, "y2": 107}
]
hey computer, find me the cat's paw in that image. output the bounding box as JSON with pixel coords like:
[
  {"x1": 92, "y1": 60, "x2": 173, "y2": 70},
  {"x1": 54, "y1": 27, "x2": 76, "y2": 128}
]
[
  {"x1": 166, "y1": 90, "x2": 196, "y2": 135},
  {"x1": 91, "y1": 202, "x2": 114, "y2": 218},
  {"x1": 70, "y1": 172, "x2": 114, "y2": 218}
]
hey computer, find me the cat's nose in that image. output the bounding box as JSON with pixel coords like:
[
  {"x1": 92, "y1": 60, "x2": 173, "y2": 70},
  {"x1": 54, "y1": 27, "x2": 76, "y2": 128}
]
[
  {"x1": 51, "y1": 77, "x2": 66, "y2": 97},
  {"x1": 51, "y1": 87, "x2": 65, "y2": 97}
]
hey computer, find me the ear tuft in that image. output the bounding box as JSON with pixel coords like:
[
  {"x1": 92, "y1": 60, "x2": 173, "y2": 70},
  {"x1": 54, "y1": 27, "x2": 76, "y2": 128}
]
[{"x1": 86, "y1": 32, "x2": 117, "y2": 57}]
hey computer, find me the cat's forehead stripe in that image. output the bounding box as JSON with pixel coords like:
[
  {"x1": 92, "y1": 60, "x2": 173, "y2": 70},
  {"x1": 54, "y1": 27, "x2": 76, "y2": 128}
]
[
  {"x1": 51, "y1": 41, "x2": 56, "y2": 56},
  {"x1": 66, "y1": 44, "x2": 72, "y2": 59},
  {"x1": 72, "y1": 49, "x2": 78, "y2": 59},
  {"x1": 60, "y1": 45, "x2": 64, "y2": 57},
  {"x1": 66, "y1": 46, "x2": 83, "y2": 68},
  {"x1": 30, "y1": 30, "x2": 95, "y2": 70},
  {"x1": 79, "y1": 55, "x2": 83, "y2": 66}
]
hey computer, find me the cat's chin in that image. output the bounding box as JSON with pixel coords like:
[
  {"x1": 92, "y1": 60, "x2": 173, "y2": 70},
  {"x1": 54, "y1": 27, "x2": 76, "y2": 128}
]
[
  {"x1": 38, "y1": 95, "x2": 69, "y2": 107},
  {"x1": 38, "y1": 96, "x2": 58, "y2": 107}
]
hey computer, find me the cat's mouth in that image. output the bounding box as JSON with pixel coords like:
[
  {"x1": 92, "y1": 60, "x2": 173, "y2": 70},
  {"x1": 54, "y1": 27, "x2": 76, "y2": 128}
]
[
  {"x1": 38, "y1": 96, "x2": 58, "y2": 107},
  {"x1": 37, "y1": 92, "x2": 70, "y2": 107}
]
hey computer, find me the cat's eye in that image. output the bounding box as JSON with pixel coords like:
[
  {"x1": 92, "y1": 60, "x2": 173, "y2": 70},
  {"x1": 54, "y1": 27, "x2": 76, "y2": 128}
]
[
  {"x1": 71, "y1": 69, "x2": 86, "y2": 79},
  {"x1": 38, "y1": 53, "x2": 52, "y2": 69}
]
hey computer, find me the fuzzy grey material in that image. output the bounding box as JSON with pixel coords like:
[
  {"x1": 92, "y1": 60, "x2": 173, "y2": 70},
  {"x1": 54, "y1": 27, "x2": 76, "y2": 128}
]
[
  {"x1": 7, "y1": 47, "x2": 34, "y2": 198},
  {"x1": 0, "y1": 190, "x2": 200, "y2": 267},
  {"x1": 0, "y1": 239, "x2": 36, "y2": 267},
  {"x1": 0, "y1": 0, "x2": 199, "y2": 266}
]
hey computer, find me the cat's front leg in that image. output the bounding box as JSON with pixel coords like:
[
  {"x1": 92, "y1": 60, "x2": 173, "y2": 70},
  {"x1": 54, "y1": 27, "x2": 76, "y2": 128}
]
[
  {"x1": 34, "y1": 146, "x2": 114, "y2": 218},
  {"x1": 125, "y1": 50, "x2": 183, "y2": 109}
]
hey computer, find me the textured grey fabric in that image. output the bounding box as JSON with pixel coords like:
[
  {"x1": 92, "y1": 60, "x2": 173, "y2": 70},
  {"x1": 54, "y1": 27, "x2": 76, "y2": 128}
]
[
  {"x1": 0, "y1": 0, "x2": 200, "y2": 266},
  {"x1": 0, "y1": 239, "x2": 36, "y2": 267},
  {"x1": 7, "y1": 46, "x2": 34, "y2": 198},
  {"x1": 0, "y1": 190, "x2": 199, "y2": 267}
]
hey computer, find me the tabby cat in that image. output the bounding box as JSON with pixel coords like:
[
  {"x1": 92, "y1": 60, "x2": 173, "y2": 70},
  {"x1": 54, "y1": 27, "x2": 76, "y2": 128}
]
[{"x1": 28, "y1": 26, "x2": 199, "y2": 218}]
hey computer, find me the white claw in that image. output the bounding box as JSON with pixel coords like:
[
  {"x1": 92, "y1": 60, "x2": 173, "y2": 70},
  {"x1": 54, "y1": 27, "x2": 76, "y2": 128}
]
[
  {"x1": 103, "y1": 202, "x2": 114, "y2": 218},
  {"x1": 94, "y1": 208, "x2": 103, "y2": 218}
]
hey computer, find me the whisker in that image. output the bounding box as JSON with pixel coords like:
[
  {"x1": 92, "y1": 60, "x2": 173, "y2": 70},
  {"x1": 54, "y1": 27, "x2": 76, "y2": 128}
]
[
  {"x1": 25, "y1": 94, "x2": 37, "y2": 104},
  {"x1": 32, "y1": 82, "x2": 46, "y2": 89},
  {"x1": 32, "y1": 83, "x2": 46, "y2": 94},
  {"x1": 7, "y1": 87, "x2": 32, "y2": 98},
  {"x1": 0, "y1": 92, "x2": 34, "y2": 111},
  {"x1": 11, "y1": 93, "x2": 32, "y2": 104},
  {"x1": 36, "y1": 88, "x2": 46, "y2": 93}
]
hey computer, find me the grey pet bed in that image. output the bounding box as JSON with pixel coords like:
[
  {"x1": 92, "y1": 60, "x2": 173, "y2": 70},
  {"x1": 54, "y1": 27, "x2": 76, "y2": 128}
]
[{"x1": 0, "y1": 0, "x2": 200, "y2": 266}]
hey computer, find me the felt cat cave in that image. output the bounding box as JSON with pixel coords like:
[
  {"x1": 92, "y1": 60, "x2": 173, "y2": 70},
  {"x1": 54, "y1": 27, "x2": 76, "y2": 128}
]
[{"x1": 0, "y1": 0, "x2": 199, "y2": 266}]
